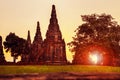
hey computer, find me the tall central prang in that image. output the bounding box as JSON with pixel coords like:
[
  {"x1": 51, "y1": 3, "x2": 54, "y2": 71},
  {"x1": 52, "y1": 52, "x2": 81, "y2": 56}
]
[{"x1": 43, "y1": 5, "x2": 67, "y2": 64}]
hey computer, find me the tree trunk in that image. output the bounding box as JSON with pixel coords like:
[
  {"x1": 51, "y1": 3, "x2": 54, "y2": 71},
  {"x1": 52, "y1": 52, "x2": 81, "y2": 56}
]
[{"x1": 13, "y1": 56, "x2": 16, "y2": 63}]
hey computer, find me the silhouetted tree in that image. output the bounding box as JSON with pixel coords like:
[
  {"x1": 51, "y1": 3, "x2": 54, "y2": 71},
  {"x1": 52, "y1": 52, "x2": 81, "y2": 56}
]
[
  {"x1": 4, "y1": 33, "x2": 26, "y2": 63},
  {"x1": 68, "y1": 13, "x2": 120, "y2": 65}
]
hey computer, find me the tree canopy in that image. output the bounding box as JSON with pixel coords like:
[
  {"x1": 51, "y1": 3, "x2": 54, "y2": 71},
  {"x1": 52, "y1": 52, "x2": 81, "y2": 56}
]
[
  {"x1": 4, "y1": 33, "x2": 26, "y2": 63},
  {"x1": 68, "y1": 14, "x2": 120, "y2": 65}
]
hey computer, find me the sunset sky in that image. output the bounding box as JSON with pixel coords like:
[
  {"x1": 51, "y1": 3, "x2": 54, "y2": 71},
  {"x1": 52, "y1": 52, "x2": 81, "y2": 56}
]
[{"x1": 0, "y1": 0, "x2": 120, "y2": 62}]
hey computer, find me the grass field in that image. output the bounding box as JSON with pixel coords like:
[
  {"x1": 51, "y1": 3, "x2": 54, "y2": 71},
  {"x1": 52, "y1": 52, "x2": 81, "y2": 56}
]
[{"x1": 0, "y1": 65, "x2": 120, "y2": 75}]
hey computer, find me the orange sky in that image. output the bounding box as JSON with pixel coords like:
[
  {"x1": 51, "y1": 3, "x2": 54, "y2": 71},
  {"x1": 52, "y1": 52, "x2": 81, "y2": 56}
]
[{"x1": 0, "y1": 0, "x2": 120, "y2": 62}]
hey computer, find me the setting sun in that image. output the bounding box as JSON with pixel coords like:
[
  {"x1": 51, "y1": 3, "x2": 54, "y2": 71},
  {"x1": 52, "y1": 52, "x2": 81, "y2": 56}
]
[
  {"x1": 89, "y1": 54, "x2": 98, "y2": 64},
  {"x1": 89, "y1": 51, "x2": 102, "y2": 64}
]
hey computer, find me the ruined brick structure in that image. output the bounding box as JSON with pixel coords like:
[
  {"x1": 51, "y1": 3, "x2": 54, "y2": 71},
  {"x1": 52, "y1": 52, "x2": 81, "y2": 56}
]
[
  {"x1": 43, "y1": 5, "x2": 67, "y2": 64},
  {"x1": 0, "y1": 36, "x2": 6, "y2": 63},
  {"x1": 30, "y1": 21, "x2": 43, "y2": 62},
  {"x1": 21, "y1": 5, "x2": 67, "y2": 64},
  {"x1": 21, "y1": 30, "x2": 31, "y2": 62}
]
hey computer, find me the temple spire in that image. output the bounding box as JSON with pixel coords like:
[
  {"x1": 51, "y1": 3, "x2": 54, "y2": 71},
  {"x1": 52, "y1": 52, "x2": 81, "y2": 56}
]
[
  {"x1": 46, "y1": 5, "x2": 61, "y2": 35},
  {"x1": 51, "y1": 5, "x2": 57, "y2": 18},
  {"x1": 27, "y1": 30, "x2": 31, "y2": 44},
  {"x1": 50, "y1": 5, "x2": 58, "y2": 24},
  {"x1": 37, "y1": 21, "x2": 40, "y2": 34},
  {"x1": 31, "y1": 21, "x2": 43, "y2": 62},
  {"x1": 33, "y1": 21, "x2": 42, "y2": 43}
]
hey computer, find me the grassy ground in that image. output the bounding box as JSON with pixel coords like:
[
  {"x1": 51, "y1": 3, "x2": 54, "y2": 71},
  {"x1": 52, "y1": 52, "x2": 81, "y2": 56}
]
[{"x1": 0, "y1": 65, "x2": 120, "y2": 75}]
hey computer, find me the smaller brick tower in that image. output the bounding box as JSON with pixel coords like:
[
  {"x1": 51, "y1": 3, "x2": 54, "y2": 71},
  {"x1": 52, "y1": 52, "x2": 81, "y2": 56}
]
[{"x1": 0, "y1": 36, "x2": 6, "y2": 63}]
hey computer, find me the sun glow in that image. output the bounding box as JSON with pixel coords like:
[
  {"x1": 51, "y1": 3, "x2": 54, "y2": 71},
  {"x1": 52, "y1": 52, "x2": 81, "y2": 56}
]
[
  {"x1": 89, "y1": 54, "x2": 99, "y2": 64},
  {"x1": 77, "y1": 45, "x2": 113, "y2": 65},
  {"x1": 89, "y1": 51, "x2": 102, "y2": 64}
]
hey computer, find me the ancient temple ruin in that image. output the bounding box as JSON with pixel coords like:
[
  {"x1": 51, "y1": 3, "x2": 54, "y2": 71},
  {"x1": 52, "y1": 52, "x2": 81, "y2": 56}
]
[
  {"x1": 21, "y1": 5, "x2": 67, "y2": 64},
  {"x1": 0, "y1": 36, "x2": 6, "y2": 63},
  {"x1": 21, "y1": 30, "x2": 31, "y2": 62},
  {"x1": 43, "y1": 5, "x2": 67, "y2": 64}
]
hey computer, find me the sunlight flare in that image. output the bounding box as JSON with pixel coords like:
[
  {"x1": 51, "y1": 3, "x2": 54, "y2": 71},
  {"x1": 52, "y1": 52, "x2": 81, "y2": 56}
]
[
  {"x1": 89, "y1": 51, "x2": 102, "y2": 64},
  {"x1": 89, "y1": 54, "x2": 99, "y2": 64}
]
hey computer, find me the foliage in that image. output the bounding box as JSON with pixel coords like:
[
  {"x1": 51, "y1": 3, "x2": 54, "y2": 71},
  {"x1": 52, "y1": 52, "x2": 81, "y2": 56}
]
[
  {"x1": 68, "y1": 13, "x2": 120, "y2": 65},
  {"x1": 4, "y1": 33, "x2": 26, "y2": 63}
]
